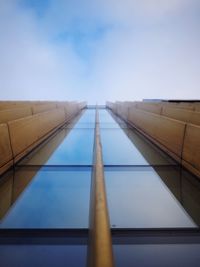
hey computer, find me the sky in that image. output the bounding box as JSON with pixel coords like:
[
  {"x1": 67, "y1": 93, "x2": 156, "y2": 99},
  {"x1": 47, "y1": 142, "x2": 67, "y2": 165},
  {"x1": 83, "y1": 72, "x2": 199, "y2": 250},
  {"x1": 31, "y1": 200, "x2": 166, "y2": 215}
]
[{"x1": 0, "y1": 0, "x2": 200, "y2": 104}]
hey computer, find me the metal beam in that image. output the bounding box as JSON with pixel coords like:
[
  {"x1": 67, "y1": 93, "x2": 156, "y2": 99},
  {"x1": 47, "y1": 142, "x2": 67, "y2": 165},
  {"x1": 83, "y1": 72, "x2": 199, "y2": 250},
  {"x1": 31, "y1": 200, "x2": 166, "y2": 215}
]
[{"x1": 88, "y1": 107, "x2": 114, "y2": 267}]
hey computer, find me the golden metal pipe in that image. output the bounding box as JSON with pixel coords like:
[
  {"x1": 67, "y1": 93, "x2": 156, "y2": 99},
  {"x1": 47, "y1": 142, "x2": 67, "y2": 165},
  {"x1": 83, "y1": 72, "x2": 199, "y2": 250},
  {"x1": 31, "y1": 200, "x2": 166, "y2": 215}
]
[{"x1": 88, "y1": 107, "x2": 114, "y2": 267}]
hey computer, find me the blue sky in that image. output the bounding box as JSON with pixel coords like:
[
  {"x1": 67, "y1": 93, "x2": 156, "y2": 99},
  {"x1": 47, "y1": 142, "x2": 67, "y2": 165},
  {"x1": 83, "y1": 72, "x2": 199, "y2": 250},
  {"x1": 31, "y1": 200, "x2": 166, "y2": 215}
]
[{"x1": 0, "y1": 0, "x2": 200, "y2": 104}]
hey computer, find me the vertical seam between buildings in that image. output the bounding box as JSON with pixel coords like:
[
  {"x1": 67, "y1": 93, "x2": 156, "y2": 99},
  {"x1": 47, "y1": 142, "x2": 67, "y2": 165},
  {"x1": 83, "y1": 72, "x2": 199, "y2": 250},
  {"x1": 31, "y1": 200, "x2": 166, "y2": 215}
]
[
  {"x1": 7, "y1": 122, "x2": 14, "y2": 166},
  {"x1": 180, "y1": 123, "x2": 187, "y2": 164}
]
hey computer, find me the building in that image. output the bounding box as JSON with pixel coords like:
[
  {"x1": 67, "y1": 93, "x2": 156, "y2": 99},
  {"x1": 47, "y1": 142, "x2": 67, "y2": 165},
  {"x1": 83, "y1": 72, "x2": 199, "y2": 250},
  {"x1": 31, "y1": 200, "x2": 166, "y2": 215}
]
[{"x1": 0, "y1": 100, "x2": 200, "y2": 267}]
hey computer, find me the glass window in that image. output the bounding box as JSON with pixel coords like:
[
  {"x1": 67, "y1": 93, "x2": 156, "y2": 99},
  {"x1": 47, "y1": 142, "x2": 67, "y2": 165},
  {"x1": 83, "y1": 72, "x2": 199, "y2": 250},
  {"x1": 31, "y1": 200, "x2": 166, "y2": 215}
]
[
  {"x1": 20, "y1": 129, "x2": 94, "y2": 166},
  {"x1": 101, "y1": 129, "x2": 151, "y2": 165},
  {"x1": 0, "y1": 245, "x2": 87, "y2": 267},
  {"x1": 113, "y1": 244, "x2": 200, "y2": 267},
  {"x1": 105, "y1": 168, "x2": 196, "y2": 228},
  {"x1": 0, "y1": 168, "x2": 91, "y2": 228}
]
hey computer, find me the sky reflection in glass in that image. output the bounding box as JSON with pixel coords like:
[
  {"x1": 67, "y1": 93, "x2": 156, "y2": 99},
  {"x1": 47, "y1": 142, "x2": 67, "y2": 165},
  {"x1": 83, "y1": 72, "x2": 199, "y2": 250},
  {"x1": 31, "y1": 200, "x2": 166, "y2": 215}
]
[
  {"x1": 0, "y1": 170, "x2": 91, "y2": 228},
  {"x1": 99, "y1": 109, "x2": 119, "y2": 125},
  {"x1": 20, "y1": 109, "x2": 95, "y2": 165},
  {"x1": 113, "y1": 244, "x2": 200, "y2": 267},
  {"x1": 101, "y1": 129, "x2": 150, "y2": 165},
  {"x1": 100, "y1": 110, "x2": 175, "y2": 165},
  {"x1": 0, "y1": 245, "x2": 87, "y2": 267},
  {"x1": 21, "y1": 128, "x2": 94, "y2": 165},
  {"x1": 43, "y1": 129, "x2": 94, "y2": 165},
  {"x1": 105, "y1": 170, "x2": 196, "y2": 228},
  {"x1": 76, "y1": 109, "x2": 95, "y2": 124}
]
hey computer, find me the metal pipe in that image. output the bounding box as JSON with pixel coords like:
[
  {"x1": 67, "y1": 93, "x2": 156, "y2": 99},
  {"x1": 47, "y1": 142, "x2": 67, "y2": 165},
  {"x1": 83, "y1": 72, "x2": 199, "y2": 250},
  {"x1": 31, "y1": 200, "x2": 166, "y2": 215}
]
[{"x1": 87, "y1": 106, "x2": 114, "y2": 267}]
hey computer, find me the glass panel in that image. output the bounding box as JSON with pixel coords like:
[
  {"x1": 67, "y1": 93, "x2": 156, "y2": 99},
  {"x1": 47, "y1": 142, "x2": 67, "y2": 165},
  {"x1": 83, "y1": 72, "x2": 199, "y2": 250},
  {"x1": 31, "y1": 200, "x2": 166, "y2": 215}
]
[
  {"x1": 122, "y1": 128, "x2": 176, "y2": 165},
  {"x1": 66, "y1": 122, "x2": 95, "y2": 129},
  {"x1": 65, "y1": 109, "x2": 95, "y2": 129},
  {"x1": 20, "y1": 128, "x2": 94, "y2": 166},
  {"x1": 105, "y1": 168, "x2": 196, "y2": 228},
  {"x1": 0, "y1": 168, "x2": 91, "y2": 228},
  {"x1": 181, "y1": 169, "x2": 200, "y2": 226},
  {"x1": 114, "y1": 244, "x2": 200, "y2": 267},
  {"x1": 19, "y1": 108, "x2": 95, "y2": 166},
  {"x1": 100, "y1": 122, "x2": 127, "y2": 129},
  {"x1": 100, "y1": 109, "x2": 175, "y2": 165},
  {"x1": 0, "y1": 245, "x2": 87, "y2": 267},
  {"x1": 99, "y1": 109, "x2": 128, "y2": 127},
  {"x1": 99, "y1": 109, "x2": 119, "y2": 125},
  {"x1": 76, "y1": 109, "x2": 95, "y2": 124},
  {"x1": 101, "y1": 129, "x2": 153, "y2": 165}
]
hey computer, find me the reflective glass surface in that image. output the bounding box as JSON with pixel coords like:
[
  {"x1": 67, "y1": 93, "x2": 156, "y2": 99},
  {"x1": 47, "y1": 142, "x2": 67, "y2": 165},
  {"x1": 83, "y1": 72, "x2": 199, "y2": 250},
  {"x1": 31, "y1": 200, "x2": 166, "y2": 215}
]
[
  {"x1": 76, "y1": 109, "x2": 95, "y2": 124},
  {"x1": 114, "y1": 244, "x2": 200, "y2": 267},
  {"x1": 99, "y1": 109, "x2": 118, "y2": 125},
  {"x1": 105, "y1": 168, "x2": 196, "y2": 228},
  {"x1": 0, "y1": 245, "x2": 87, "y2": 267},
  {"x1": 19, "y1": 109, "x2": 95, "y2": 166},
  {"x1": 66, "y1": 109, "x2": 95, "y2": 129},
  {"x1": 20, "y1": 128, "x2": 94, "y2": 166},
  {"x1": 41, "y1": 129, "x2": 93, "y2": 165},
  {"x1": 101, "y1": 129, "x2": 150, "y2": 165},
  {"x1": 0, "y1": 168, "x2": 91, "y2": 228},
  {"x1": 100, "y1": 110, "x2": 175, "y2": 165}
]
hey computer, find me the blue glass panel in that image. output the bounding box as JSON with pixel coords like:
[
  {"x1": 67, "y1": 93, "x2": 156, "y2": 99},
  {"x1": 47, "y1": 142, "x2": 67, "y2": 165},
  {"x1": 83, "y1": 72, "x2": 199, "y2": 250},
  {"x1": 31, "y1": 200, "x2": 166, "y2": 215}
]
[
  {"x1": 100, "y1": 122, "x2": 127, "y2": 129},
  {"x1": 99, "y1": 109, "x2": 119, "y2": 125},
  {"x1": 0, "y1": 245, "x2": 87, "y2": 267},
  {"x1": 44, "y1": 129, "x2": 94, "y2": 165},
  {"x1": 122, "y1": 128, "x2": 176, "y2": 165},
  {"x1": 101, "y1": 129, "x2": 151, "y2": 165},
  {"x1": 66, "y1": 122, "x2": 95, "y2": 129},
  {"x1": 100, "y1": 109, "x2": 174, "y2": 165},
  {"x1": 20, "y1": 128, "x2": 94, "y2": 165},
  {"x1": 76, "y1": 109, "x2": 95, "y2": 124},
  {"x1": 114, "y1": 244, "x2": 200, "y2": 267},
  {"x1": 0, "y1": 169, "x2": 91, "y2": 228},
  {"x1": 105, "y1": 169, "x2": 196, "y2": 228},
  {"x1": 19, "y1": 108, "x2": 95, "y2": 166}
]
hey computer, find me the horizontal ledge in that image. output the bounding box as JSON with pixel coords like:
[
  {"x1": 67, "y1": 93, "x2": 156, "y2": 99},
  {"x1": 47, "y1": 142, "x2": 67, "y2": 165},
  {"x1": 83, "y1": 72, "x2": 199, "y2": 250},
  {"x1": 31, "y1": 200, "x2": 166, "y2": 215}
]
[
  {"x1": 1, "y1": 228, "x2": 200, "y2": 245},
  {"x1": 0, "y1": 229, "x2": 88, "y2": 244},
  {"x1": 15, "y1": 164, "x2": 178, "y2": 168}
]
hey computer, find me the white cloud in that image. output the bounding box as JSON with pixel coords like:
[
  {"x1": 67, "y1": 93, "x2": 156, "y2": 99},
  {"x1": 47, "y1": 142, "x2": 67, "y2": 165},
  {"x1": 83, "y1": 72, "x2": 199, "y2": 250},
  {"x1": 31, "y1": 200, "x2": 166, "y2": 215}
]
[
  {"x1": 0, "y1": 1, "x2": 86, "y2": 101},
  {"x1": 90, "y1": 25, "x2": 200, "y2": 102},
  {"x1": 0, "y1": 0, "x2": 200, "y2": 103}
]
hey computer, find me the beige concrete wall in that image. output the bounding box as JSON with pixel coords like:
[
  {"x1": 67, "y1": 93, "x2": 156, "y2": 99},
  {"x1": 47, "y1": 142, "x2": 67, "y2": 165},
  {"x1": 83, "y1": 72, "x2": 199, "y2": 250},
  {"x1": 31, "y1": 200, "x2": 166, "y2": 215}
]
[
  {"x1": 190, "y1": 112, "x2": 200, "y2": 126},
  {"x1": 195, "y1": 103, "x2": 200, "y2": 112},
  {"x1": 128, "y1": 107, "x2": 186, "y2": 160},
  {"x1": 182, "y1": 124, "x2": 200, "y2": 177},
  {"x1": 0, "y1": 107, "x2": 32, "y2": 123},
  {"x1": 136, "y1": 102, "x2": 162, "y2": 114},
  {"x1": 63, "y1": 102, "x2": 80, "y2": 121},
  {"x1": 38, "y1": 108, "x2": 65, "y2": 138},
  {"x1": 161, "y1": 102, "x2": 195, "y2": 111},
  {"x1": 8, "y1": 114, "x2": 41, "y2": 160},
  {"x1": 0, "y1": 102, "x2": 31, "y2": 111},
  {"x1": 8, "y1": 108, "x2": 66, "y2": 163},
  {"x1": 176, "y1": 102, "x2": 196, "y2": 111},
  {"x1": 119, "y1": 102, "x2": 134, "y2": 120},
  {"x1": 31, "y1": 103, "x2": 57, "y2": 114},
  {"x1": 0, "y1": 101, "x2": 83, "y2": 174},
  {"x1": 161, "y1": 107, "x2": 191, "y2": 123},
  {"x1": 110, "y1": 101, "x2": 200, "y2": 178},
  {"x1": 162, "y1": 107, "x2": 200, "y2": 126},
  {"x1": 0, "y1": 124, "x2": 13, "y2": 174}
]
